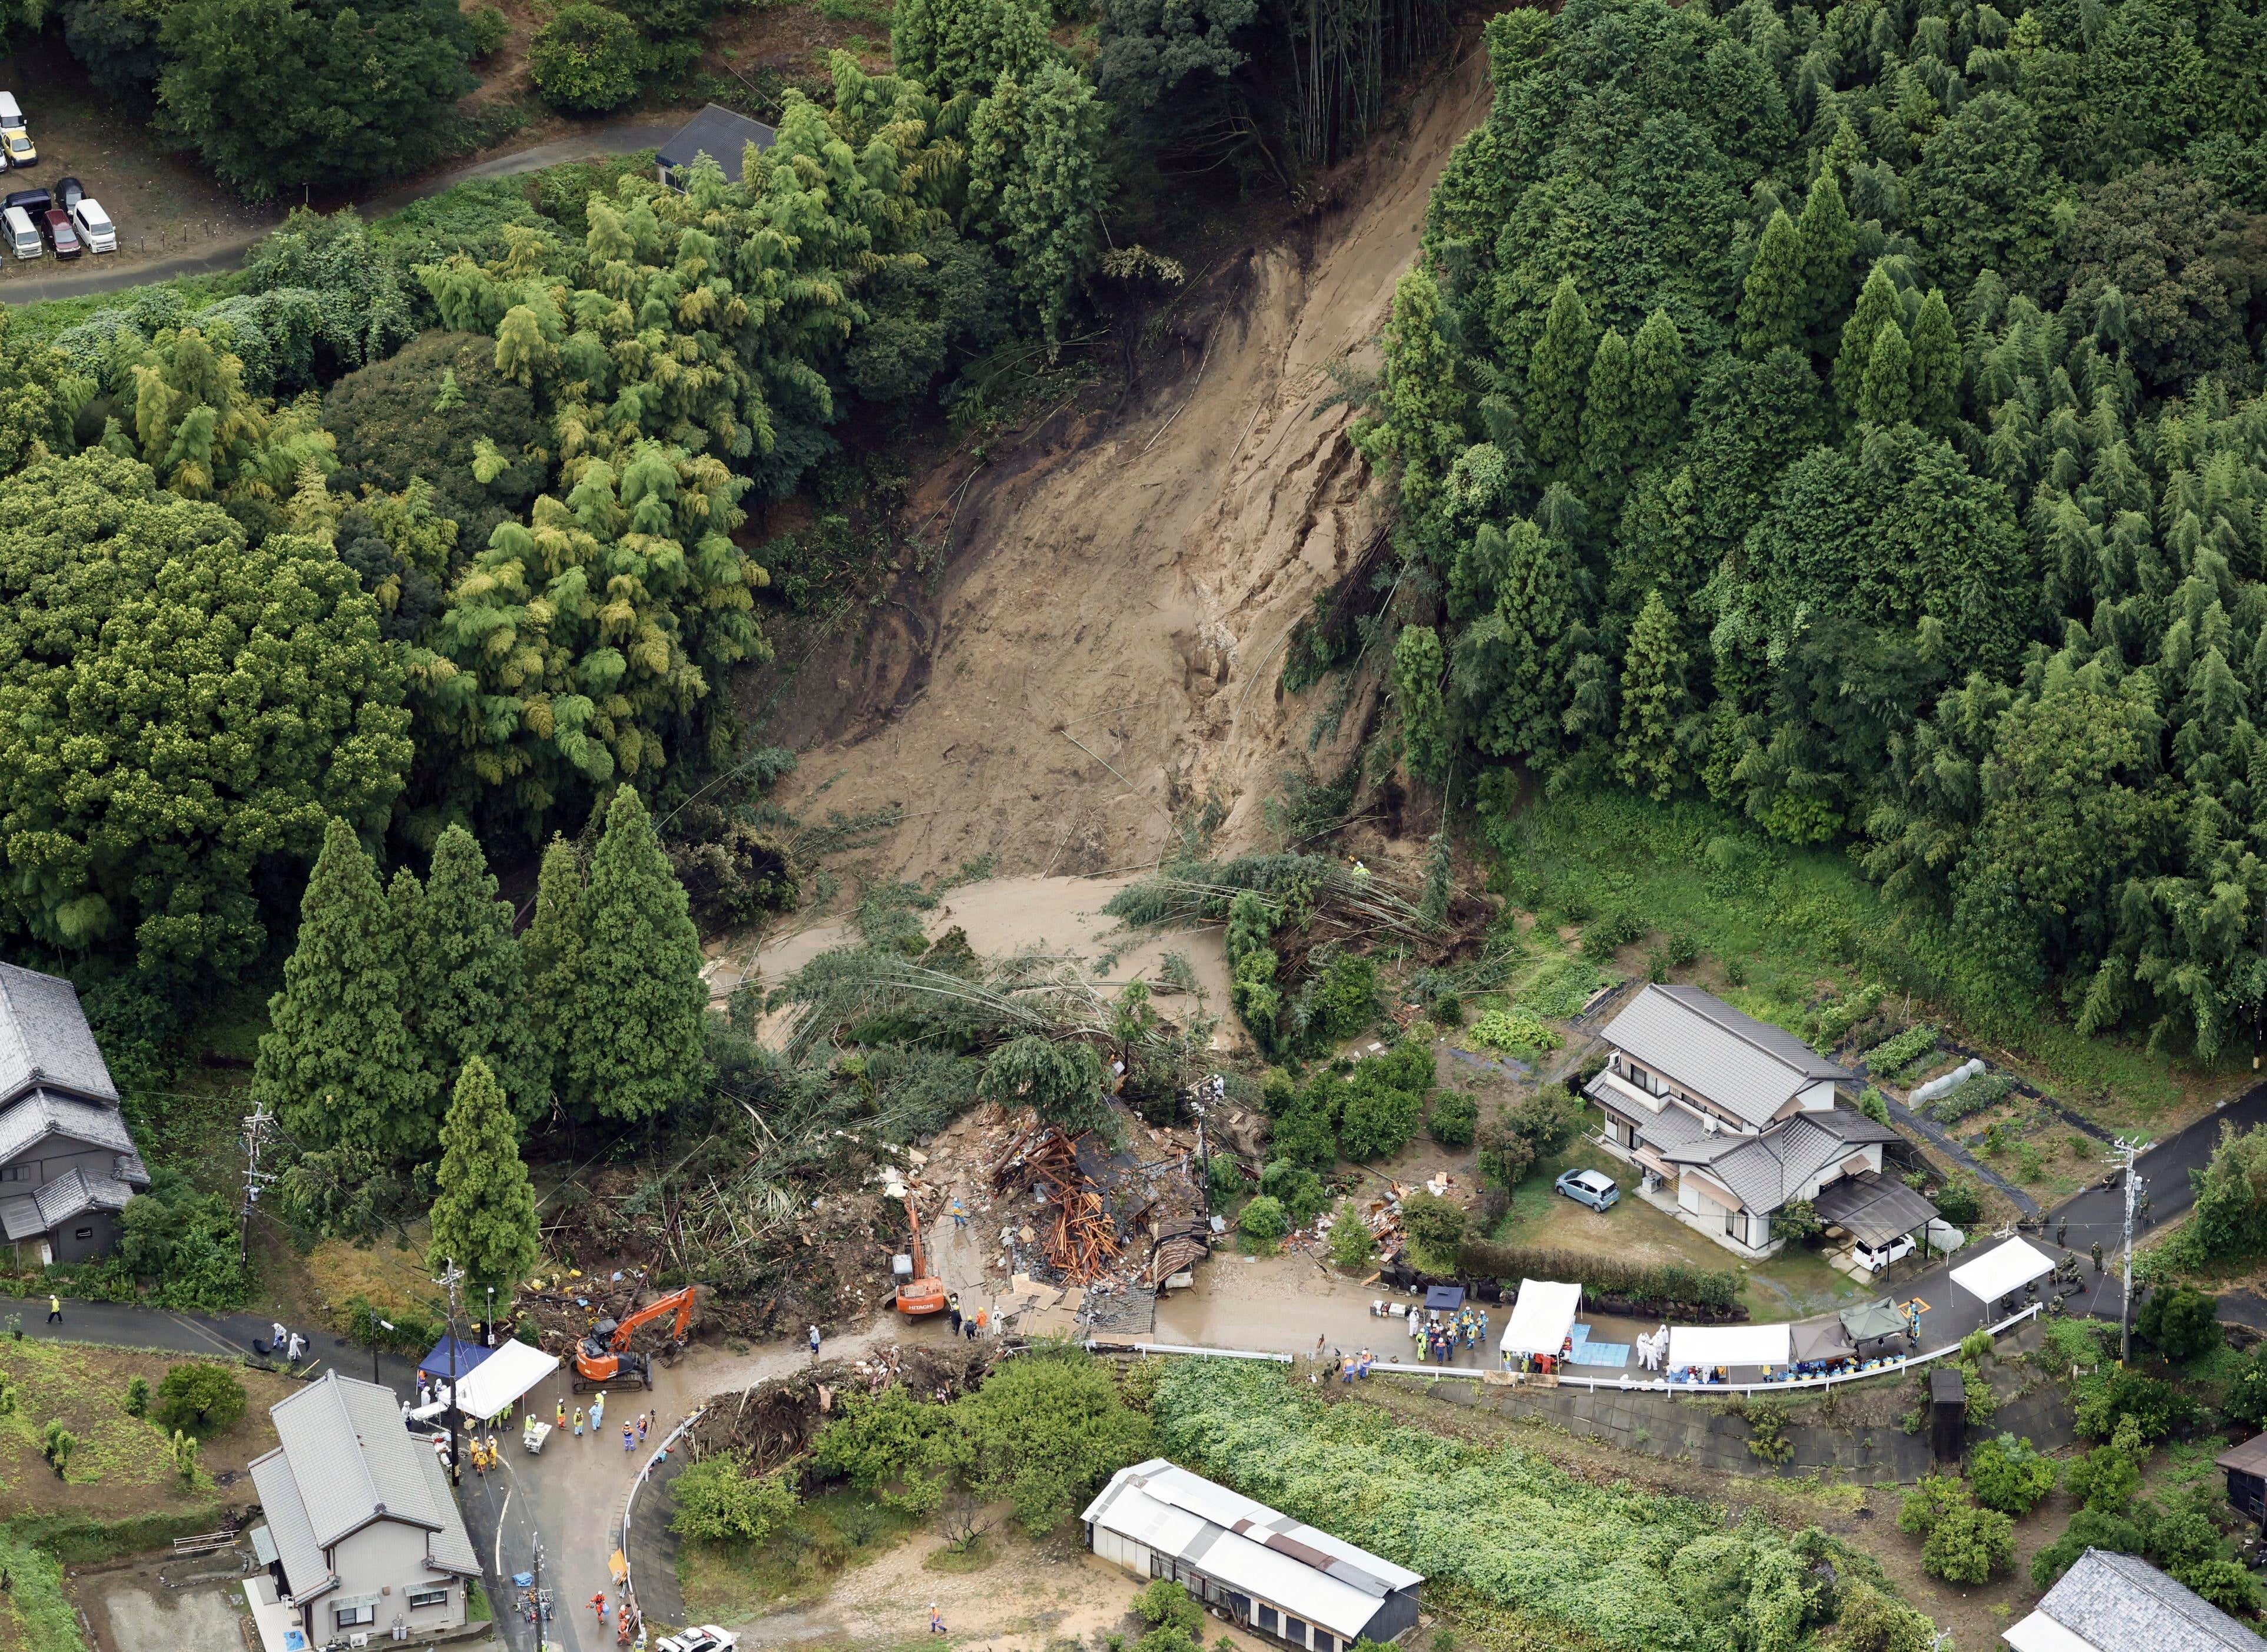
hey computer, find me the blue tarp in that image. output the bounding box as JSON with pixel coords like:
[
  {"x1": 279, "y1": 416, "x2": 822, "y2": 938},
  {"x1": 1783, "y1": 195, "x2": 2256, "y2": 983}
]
[{"x1": 416, "y1": 1335, "x2": 492, "y2": 1380}]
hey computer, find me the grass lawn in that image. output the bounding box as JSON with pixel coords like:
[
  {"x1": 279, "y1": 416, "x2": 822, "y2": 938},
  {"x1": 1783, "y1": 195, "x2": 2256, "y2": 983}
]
[
  {"x1": 0, "y1": 1530, "x2": 79, "y2": 1652},
  {"x1": 1493, "y1": 1137, "x2": 1872, "y2": 1321},
  {"x1": 1489, "y1": 791, "x2": 2216, "y2": 1129},
  {"x1": 678, "y1": 1487, "x2": 924, "y2": 1621},
  {"x1": 0, "y1": 1338, "x2": 294, "y2": 1521}
]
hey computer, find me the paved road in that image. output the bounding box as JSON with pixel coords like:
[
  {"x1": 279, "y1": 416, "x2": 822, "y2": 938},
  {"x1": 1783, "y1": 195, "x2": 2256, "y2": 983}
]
[
  {"x1": 0, "y1": 119, "x2": 681, "y2": 303},
  {"x1": 0, "y1": 1291, "x2": 422, "y2": 1389}
]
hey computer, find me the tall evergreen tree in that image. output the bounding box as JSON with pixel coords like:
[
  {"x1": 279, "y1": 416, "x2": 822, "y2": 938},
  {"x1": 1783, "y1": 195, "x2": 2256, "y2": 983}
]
[
  {"x1": 1795, "y1": 171, "x2": 1857, "y2": 336},
  {"x1": 419, "y1": 824, "x2": 544, "y2": 1126},
  {"x1": 1736, "y1": 210, "x2": 1805, "y2": 355},
  {"x1": 1451, "y1": 520, "x2": 1577, "y2": 765},
  {"x1": 1581, "y1": 327, "x2": 1636, "y2": 511},
  {"x1": 1614, "y1": 589, "x2": 1689, "y2": 800},
  {"x1": 1858, "y1": 319, "x2": 1914, "y2": 424},
  {"x1": 1364, "y1": 268, "x2": 1470, "y2": 515},
  {"x1": 1908, "y1": 288, "x2": 1961, "y2": 429},
  {"x1": 1525, "y1": 277, "x2": 1596, "y2": 479},
  {"x1": 1834, "y1": 266, "x2": 1901, "y2": 413},
  {"x1": 522, "y1": 837, "x2": 585, "y2": 1106},
  {"x1": 1394, "y1": 625, "x2": 1451, "y2": 784},
  {"x1": 426, "y1": 1057, "x2": 542, "y2": 1307},
  {"x1": 566, "y1": 789, "x2": 707, "y2": 1123},
  {"x1": 253, "y1": 818, "x2": 425, "y2": 1172},
  {"x1": 1629, "y1": 308, "x2": 1689, "y2": 462},
  {"x1": 384, "y1": 865, "x2": 446, "y2": 1157}
]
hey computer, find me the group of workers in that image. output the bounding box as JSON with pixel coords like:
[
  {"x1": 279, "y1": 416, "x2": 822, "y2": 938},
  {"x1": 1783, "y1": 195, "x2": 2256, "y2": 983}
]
[{"x1": 1408, "y1": 1306, "x2": 1489, "y2": 1363}]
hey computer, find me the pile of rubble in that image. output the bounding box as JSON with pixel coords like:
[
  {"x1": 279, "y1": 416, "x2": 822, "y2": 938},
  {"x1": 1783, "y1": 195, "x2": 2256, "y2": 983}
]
[
  {"x1": 992, "y1": 1123, "x2": 1126, "y2": 1284},
  {"x1": 687, "y1": 1342, "x2": 995, "y2": 1473}
]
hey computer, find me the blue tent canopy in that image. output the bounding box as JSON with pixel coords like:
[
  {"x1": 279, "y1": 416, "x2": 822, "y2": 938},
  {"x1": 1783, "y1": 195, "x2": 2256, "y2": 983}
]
[
  {"x1": 1424, "y1": 1285, "x2": 1467, "y2": 1311},
  {"x1": 416, "y1": 1335, "x2": 492, "y2": 1380}
]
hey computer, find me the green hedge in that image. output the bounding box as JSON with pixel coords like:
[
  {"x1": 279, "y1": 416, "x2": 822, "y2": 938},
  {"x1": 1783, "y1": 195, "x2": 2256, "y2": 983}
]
[{"x1": 1457, "y1": 1239, "x2": 1742, "y2": 1312}]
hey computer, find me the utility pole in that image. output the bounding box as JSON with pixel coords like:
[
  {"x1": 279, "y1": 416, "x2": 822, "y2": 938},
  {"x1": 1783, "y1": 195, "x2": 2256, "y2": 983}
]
[
  {"x1": 2103, "y1": 1136, "x2": 2145, "y2": 1365},
  {"x1": 434, "y1": 1256, "x2": 467, "y2": 1488},
  {"x1": 237, "y1": 1105, "x2": 277, "y2": 1262},
  {"x1": 529, "y1": 1530, "x2": 552, "y2": 1651}
]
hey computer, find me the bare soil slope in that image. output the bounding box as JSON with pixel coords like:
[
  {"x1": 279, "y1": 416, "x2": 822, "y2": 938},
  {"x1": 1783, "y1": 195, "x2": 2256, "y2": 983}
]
[{"x1": 757, "y1": 52, "x2": 1493, "y2": 881}]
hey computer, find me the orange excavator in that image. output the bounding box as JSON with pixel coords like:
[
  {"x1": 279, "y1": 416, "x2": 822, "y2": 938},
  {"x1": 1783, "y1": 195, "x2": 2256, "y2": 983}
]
[
  {"x1": 574, "y1": 1285, "x2": 697, "y2": 1391},
  {"x1": 894, "y1": 1196, "x2": 947, "y2": 1316}
]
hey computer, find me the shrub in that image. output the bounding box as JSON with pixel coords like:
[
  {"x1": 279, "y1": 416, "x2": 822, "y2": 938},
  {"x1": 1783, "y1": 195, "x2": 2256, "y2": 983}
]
[
  {"x1": 1327, "y1": 1200, "x2": 1374, "y2": 1270},
  {"x1": 1579, "y1": 906, "x2": 1643, "y2": 956},
  {"x1": 2073, "y1": 1366, "x2": 2199, "y2": 1442},
  {"x1": 2224, "y1": 1344, "x2": 2267, "y2": 1429},
  {"x1": 2031, "y1": 1507, "x2": 2146, "y2": 1589},
  {"x1": 1456, "y1": 1238, "x2": 1741, "y2": 1311},
  {"x1": 1923, "y1": 1502, "x2": 2015, "y2": 1584},
  {"x1": 464, "y1": 2, "x2": 509, "y2": 57},
  {"x1": 155, "y1": 1364, "x2": 247, "y2": 1437},
  {"x1": 1259, "y1": 1160, "x2": 1329, "y2": 1226},
  {"x1": 1340, "y1": 1081, "x2": 1424, "y2": 1160},
  {"x1": 1930, "y1": 1177, "x2": 1982, "y2": 1228},
  {"x1": 2061, "y1": 1443, "x2": 2140, "y2": 1512},
  {"x1": 1429, "y1": 1090, "x2": 1477, "y2": 1149},
  {"x1": 1205, "y1": 1154, "x2": 1247, "y2": 1202},
  {"x1": 1858, "y1": 1086, "x2": 1893, "y2": 1126},
  {"x1": 124, "y1": 1375, "x2": 149, "y2": 1418},
  {"x1": 1269, "y1": 1101, "x2": 1337, "y2": 1173},
  {"x1": 1774, "y1": 1198, "x2": 1820, "y2": 1243},
  {"x1": 1968, "y1": 1434, "x2": 2056, "y2": 1516},
  {"x1": 1897, "y1": 1473, "x2": 1968, "y2": 1538},
  {"x1": 671, "y1": 1449, "x2": 799, "y2": 1543},
  {"x1": 2137, "y1": 1285, "x2": 2222, "y2": 1361},
  {"x1": 528, "y1": 4, "x2": 642, "y2": 111},
  {"x1": 1958, "y1": 1328, "x2": 1994, "y2": 1363},
  {"x1": 1832, "y1": 1581, "x2": 1934, "y2": 1652},
  {"x1": 1238, "y1": 1196, "x2": 1290, "y2": 1244},
  {"x1": 1297, "y1": 951, "x2": 1380, "y2": 1049},
  {"x1": 1398, "y1": 1191, "x2": 1466, "y2": 1273}
]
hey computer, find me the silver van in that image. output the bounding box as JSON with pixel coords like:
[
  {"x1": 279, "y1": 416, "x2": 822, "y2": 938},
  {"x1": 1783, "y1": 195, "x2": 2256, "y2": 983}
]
[{"x1": 2, "y1": 205, "x2": 39, "y2": 260}]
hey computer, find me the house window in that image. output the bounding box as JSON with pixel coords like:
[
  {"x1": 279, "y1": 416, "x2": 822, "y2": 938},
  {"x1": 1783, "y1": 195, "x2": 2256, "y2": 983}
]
[
  {"x1": 1316, "y1": 1635, "x2": 1336, "y2": 1652},
  {"x1": 0, "y1": 1164, "x2": 29, "y2": 1181},
  {"x1": 334, "y1": 1603, "x2": 376, "y2": 1628},
  {"x1": 1258, "y1": 1607, "x2": 1278, "y2": 1634},
  {"x1": 1284, "y1": 1616, "x2": 1310, "y2": 1646},
  {"x1": 73, "y1": 1228, "x2": 92, "y2": 1241},
  {"x1": 407, "y1": 1588, "x2": 449, "y2": 1610}
]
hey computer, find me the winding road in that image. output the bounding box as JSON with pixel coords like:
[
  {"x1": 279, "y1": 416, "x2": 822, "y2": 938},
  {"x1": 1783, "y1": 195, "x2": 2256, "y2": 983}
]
[{"x1": 0, "y1": 119, "x2": 682, "y2": 303}]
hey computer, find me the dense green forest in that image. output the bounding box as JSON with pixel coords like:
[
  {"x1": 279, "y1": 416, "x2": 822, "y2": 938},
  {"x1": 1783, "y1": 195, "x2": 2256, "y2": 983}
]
[{"x1": 1363, "y1": 0, "x2": 2267, "y2": 1060}]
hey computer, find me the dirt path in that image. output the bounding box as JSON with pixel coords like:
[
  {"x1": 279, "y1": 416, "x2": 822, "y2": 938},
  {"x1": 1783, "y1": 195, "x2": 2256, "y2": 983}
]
[{"x1": 760, "y1": 49, "x2": 1494, "y2": 883}]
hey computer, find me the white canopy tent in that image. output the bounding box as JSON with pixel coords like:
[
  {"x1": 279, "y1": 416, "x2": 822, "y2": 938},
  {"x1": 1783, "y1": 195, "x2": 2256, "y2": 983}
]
[
  {"x1": 1950, "y1": 1236, "x2": 2054, "y2": 1304},
  {"x1": 452, "y1": 1339, "x2": 560, "y2": 1419},
  {"x1": 1499, "y1": 1279, "x2": 1582, "y2": 1358},
  {"x1": 1667, "y1": 1322, "x2": 1792, "y2": 1369}
]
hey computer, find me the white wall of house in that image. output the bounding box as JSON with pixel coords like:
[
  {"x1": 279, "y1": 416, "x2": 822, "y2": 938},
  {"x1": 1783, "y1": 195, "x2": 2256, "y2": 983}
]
[
  {"x1": 326, "y1": 1519, "x2": 465, "y2": 1634},
  {"x1": 1797, "y1": 1080, "x2": 1838, "y2": 1112},
  {"x1": 1093, "y1": 1525, "x2": 1152, "y2": 1575}
]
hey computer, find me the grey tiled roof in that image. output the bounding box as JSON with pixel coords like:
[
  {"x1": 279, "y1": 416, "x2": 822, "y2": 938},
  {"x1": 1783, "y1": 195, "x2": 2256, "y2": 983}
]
[
  {"x1": 0, "y1": 1087, "x2": 138, "y2": 1163},
  {"x1": 264, "y1": 1371, "x2": 477, "y2": 1579},
  {"x1": 0, "y1": 1193, "x2": 39, "y2": 1240},
  {"x1": 1663, "y1": 1114, "x2": 1850, "y2": 1214},
  {"x1": 0, "y1": 964, "x2": 117, "y2": 1104},
  {"x1": 248, "y1": 1445, "x2": 333, "y2": 1601},
  {"x1": 2032, "y1": 1548, "x2": 2258, "y2": 1650},
  {"x1": 115, "y1": 1148, "x2": 150, "y2": 1187},
  {"x1": 1600, "y1": 985, "x2": 1851, "y2": 1128},
  {"x1": 31, "y1": 1166, "x2": 135, "y2": 1227},
  {"x1": 1814, "y1": 1106, "x2": 1904, "y2": 1146}
]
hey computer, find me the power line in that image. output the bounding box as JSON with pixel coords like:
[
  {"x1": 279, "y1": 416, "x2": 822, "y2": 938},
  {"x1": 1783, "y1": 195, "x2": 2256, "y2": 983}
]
[{"x1": 2101, "y1": 1136, "x2": 2145, "y2": 1364}]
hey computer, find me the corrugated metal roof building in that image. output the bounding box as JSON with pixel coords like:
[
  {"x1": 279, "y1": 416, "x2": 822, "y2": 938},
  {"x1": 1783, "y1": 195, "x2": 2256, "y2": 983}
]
[
  {"x1": 2004, "y1": 1548, "x2": 2259, "y2": 1652},
  {"x1": 1081, "y1": 1459, "x2": 1421, "y2": 1651}
]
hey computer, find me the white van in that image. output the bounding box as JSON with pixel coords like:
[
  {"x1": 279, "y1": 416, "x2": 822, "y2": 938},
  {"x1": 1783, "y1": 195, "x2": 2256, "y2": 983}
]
[
  {"x1": 2, "y1": 205, "x2": 39, "y2": 261},
  {"x1": 70, "y1": 198, "x2": 114, "y2": 253}
]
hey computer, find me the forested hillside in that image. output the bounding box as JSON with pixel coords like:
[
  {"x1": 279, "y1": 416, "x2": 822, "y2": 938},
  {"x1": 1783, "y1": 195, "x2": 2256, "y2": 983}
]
[{"x1": 1364, "y1": 0, "x2": 2267, "y2": 1058}]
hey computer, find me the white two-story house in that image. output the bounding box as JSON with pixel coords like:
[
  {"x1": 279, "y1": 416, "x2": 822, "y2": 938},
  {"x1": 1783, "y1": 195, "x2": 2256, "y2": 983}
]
[
  {"x1": 248, "y1": 1371, "x2": 479, "y2": 1643},
  {"x1": 1585, "y1": 984, "x2": 1925, "y2": 1259}
]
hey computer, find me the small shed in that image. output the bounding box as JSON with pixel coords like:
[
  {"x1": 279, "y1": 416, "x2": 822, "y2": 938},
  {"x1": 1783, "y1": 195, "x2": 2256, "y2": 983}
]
[
  {"x1": 657, "y1": 104, "x2": 780, "y2": 188},
  {"x1": 2216, "y1": 1434, "x2": 2267, "y2": 1523}
]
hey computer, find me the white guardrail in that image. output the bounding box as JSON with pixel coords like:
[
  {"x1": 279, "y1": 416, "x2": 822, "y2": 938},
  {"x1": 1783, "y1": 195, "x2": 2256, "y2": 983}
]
[
  {"x1": 618, "y1": 1402, "x2": 710, "y2": 1608},
  {"x1": 1089, "y1": 1302, "x2": 2043, "y2": 1400}
]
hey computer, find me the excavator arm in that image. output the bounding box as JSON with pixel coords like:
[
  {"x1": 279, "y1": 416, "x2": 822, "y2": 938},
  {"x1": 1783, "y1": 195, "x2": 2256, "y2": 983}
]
[{"x1": 609, "y1": 1285, "x2": 699, "y2": 1351}]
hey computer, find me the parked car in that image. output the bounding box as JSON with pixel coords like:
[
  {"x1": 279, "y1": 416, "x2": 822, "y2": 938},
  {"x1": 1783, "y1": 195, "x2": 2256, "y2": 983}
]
[
  {"x1": 1, "y1": 204, "x2": 38, "y2": 260},
  {"x1": 69, "y1": 196, "x2": 113, "y2": 253},
  {"x1": 657, "y1": 1630, "x2": 738, "y2": 1652},
  {"x1": 39, "y1": 208, "x2": 77, "y2": 258},
  {"x1": 4, "y1": 187, "x2": 51, "y2": 218},
  {"x1": 1851, "y1": 1232, "x2": 1916, "y2": 1273},
  {"x1": 0, "y1": 94, "x2": 35, "y2": 167},
  {"x1": 53, "y1": 175, "x2": 80, "y2": 210},
  {"x1": 1553, "y1": 1168, "x2": 1620, "y2": 1211}
]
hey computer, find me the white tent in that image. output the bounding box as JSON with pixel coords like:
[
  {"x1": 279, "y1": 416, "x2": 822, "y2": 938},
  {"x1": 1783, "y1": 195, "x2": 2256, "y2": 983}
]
[
  {"x1": 452, "y1": 1339, "x2": 560, "y2": 1419},
  {"x1": 1667, "y1": 1322, "x2": 1792, "y2": 1370},
  {"x1": 1499, "y1": 1279, "x2": 1582, "y2": 1358},
  {"x1": 1950, "y1": 1235, "x2": 2054, "y2": 1303}
]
